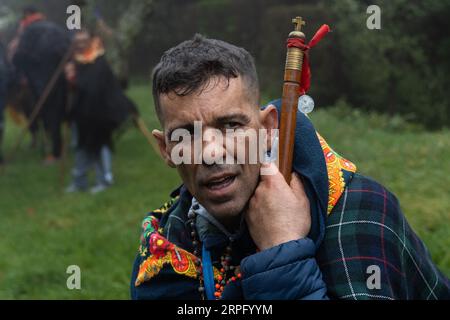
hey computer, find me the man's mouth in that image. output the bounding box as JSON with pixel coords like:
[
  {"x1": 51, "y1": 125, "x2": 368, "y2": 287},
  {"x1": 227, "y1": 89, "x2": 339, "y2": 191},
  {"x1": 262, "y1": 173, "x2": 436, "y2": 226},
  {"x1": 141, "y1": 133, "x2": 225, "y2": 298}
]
[
  {"x1": 202, "y1": 173, "x2": 237, "y2": 199},
  {"x1": 205, "y1": 175, "x2": 236, "y2": 190}
]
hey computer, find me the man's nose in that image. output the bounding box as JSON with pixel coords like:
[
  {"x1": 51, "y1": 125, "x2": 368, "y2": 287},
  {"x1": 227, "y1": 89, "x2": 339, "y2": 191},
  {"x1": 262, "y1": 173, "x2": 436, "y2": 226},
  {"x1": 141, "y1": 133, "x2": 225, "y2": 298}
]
[{"x1": 202, "y1": 128, "x2": 226, "y2": 165}]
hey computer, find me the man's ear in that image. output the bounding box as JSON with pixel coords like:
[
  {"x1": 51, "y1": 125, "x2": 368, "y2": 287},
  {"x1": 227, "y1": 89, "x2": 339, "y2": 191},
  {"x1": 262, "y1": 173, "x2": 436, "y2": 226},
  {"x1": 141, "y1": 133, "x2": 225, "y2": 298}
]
[
  {"x1": 152, "y1": 129, "x2": 176, "y2": 168},
  {"x1": 259, "y1": 104, "x2": 278, "y2": 150}
]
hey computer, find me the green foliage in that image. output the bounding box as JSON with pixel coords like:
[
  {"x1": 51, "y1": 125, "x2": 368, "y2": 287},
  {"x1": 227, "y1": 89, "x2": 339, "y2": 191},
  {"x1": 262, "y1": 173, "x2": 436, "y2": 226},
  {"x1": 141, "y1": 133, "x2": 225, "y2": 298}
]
[
  {"x1": 0, "y1": 85, "x2": 448, "y2": 299},
  {"x1": 328, "y1": 98, "x2": 425, "y2": 133},
  {"x1": 326, "y1": 0, "x2": 450, "y2": 129}
]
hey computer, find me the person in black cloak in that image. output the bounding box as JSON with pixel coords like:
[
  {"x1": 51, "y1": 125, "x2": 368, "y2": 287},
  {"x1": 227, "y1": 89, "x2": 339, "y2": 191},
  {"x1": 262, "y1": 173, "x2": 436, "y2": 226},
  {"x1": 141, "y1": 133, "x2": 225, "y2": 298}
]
[
  {"x1": 12, "y1": 6, "x2": 71, "y2": 164},
  {"x1": 65, "y1": 30, "x2": 137, "y2": 194}
]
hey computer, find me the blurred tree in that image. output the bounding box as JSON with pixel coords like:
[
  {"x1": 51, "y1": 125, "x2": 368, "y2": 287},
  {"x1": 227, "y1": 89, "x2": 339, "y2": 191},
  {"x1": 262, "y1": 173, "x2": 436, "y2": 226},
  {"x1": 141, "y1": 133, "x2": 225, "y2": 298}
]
[
  {"x1": 112, "y1": 0, "x2": 155, "y2": 85},
  {"x1": 76, "y1": 0, "x2": 155, "y2": 87}
]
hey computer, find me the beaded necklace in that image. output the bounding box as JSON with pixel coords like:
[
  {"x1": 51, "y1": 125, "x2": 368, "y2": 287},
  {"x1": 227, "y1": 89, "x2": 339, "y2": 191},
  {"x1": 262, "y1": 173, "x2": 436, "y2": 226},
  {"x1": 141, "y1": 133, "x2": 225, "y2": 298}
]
[{"x1": 187, "y1": 204, "x2": 241, "y2": 300}]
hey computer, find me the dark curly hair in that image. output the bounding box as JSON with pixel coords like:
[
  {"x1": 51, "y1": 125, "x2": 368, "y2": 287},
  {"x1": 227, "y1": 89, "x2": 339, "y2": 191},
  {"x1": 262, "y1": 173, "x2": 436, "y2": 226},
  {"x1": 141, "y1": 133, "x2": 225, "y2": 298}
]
[{"x1": 152, "y1": 34, "x2": 259, "y2": 122}]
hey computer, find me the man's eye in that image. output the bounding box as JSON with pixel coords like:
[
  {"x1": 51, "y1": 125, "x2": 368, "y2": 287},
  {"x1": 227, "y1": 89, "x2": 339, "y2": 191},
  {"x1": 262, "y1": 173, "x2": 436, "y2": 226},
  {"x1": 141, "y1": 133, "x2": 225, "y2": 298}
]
[{"x1": 224, "y1": 122, "x2": 241, "y2": 129}]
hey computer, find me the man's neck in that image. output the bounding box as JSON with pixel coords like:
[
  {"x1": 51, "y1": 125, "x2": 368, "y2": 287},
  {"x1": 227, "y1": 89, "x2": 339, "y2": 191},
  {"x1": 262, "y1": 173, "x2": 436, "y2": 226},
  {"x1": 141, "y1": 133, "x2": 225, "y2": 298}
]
[{"x1": 216, "y1": 215, "x2": 242, "y2": 234}]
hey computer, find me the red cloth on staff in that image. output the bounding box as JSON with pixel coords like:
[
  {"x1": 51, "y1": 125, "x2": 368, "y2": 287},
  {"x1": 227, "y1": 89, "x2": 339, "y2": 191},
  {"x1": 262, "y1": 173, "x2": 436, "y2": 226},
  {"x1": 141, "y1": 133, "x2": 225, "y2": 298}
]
[{"x1": 287, "y1": 24, "x2": 330, "y2": 94}]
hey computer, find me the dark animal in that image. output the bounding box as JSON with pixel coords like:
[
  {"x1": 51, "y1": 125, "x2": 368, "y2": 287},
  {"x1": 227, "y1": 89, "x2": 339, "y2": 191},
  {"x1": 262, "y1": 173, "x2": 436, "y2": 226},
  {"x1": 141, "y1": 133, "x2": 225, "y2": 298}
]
[{"x1": 13, "y1": 20, "x2": 71, "y2": 159}]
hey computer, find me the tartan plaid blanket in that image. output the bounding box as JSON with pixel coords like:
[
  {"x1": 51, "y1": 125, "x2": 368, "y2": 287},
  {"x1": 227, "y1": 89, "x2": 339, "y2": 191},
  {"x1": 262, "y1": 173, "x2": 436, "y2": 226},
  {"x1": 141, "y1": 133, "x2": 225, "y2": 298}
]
[{"x1": 317, "y1": 173, "x2": 449, "y2": 299}]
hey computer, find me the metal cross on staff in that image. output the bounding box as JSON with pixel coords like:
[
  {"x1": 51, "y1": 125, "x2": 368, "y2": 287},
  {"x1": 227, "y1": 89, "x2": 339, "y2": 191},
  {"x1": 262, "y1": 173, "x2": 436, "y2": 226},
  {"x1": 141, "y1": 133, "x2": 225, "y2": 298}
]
[{"x1": 292, "y1": 16, "x2": 306, "y2": 32}]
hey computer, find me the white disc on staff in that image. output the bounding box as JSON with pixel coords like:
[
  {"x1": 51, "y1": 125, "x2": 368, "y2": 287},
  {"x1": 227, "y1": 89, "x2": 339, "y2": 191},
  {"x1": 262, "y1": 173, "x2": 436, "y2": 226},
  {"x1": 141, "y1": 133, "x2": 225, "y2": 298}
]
[{"x1": 298, "y1": 94, "x2": 315, "y2": 114}]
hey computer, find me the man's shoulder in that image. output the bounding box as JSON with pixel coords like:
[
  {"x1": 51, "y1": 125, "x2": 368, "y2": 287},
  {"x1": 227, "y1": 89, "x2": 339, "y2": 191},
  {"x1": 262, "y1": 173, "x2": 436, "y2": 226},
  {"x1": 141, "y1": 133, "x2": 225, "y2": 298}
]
[
  {"x1": 132, "y1": 194, "x2": 201, "y2": 290},
  {"x1": 318, "y1": 173, "x2": 406, "y2": 299},
  {"x1": 138, "y1": 195, "x2": 181, "y2": 237},
  {"x1": 327, "y1": 173, "x2": 403, "y2": 226},
  {"x1": 321, "y1": 173, "x2": 406, "y2": 260},
  {"x1": 317, "y1": 173, "x2": 450, "y2": 300}
]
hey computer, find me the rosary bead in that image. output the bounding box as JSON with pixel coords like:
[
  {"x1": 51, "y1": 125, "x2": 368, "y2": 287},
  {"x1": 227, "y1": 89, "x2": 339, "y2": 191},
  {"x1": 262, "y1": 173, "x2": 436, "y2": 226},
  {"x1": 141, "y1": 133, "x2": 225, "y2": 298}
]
[
  {"x1": 188, "y1": 211, "x2": 196, "y2": 219},
  {"x1": 198, "y1": 286, "x2": 204, "y2": 293}
]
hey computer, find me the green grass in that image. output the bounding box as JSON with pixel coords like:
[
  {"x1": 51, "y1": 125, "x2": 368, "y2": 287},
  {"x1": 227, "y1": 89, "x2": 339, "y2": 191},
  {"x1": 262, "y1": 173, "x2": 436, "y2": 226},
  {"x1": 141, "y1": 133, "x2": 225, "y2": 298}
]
[{"x1": 0, "y1": 85, "x2": 448, "y2": 299}]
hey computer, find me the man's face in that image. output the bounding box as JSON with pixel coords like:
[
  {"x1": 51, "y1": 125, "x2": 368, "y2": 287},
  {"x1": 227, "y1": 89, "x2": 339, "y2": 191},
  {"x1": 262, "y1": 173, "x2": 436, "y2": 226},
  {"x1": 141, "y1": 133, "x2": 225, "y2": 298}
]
[{"x1": 153, "y1": 76, "x2": 277, "y2": 225}]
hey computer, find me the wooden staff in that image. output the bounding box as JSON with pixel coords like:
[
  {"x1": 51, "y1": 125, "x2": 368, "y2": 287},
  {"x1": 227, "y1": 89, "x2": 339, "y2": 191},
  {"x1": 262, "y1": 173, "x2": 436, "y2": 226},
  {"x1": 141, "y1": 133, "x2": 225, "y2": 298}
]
[
  {"x1": 133, "y1": 115, "x2": 160, "y2": 154},
  {"x1": 278, "y1": 17, "x2": 307, "y2": 183}
]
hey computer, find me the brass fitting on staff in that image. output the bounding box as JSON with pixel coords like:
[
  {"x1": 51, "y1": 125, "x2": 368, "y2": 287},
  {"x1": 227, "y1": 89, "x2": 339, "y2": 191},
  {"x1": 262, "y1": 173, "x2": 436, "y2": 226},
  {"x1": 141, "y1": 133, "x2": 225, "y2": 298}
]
[
  {"x1": 285, "y1": 47, "x2": 304, "y2": 71},
  {"x1": 285, "y1": 16, "x2": 306, "y2": 71}
]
